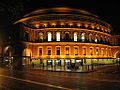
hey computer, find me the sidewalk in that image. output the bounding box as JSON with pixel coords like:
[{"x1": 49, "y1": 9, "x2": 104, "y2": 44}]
[
  {"x1": 23, "y1": 65, "x2": 104, "y2": 73},
  {"x1": 4, "y1": 64, "x2": 117, "y2": 73}
]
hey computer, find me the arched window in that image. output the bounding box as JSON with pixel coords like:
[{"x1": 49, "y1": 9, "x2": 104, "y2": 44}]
[
  {"x1": 89, "y1": 34, "x2": 92, "y2": 42},
  {"x1": 23, "y1": 48, "x2": 32, "y2": 57},
  {"x1": 83, "y1": 48, "x2": 86, "y2": 55},
  {"x1": 106, "y1": 48, "x2": 108, "y2": 56},
  {"x1": 109, "y1": 49, "x2": 111, "y2": 56},
  {"x1": 105, "y1": 36, "x2": 107, "y2": 42},
  {"x1": 74, "y1": 47, "x2": 78, "y2": 55},
  {"x1": 39, "y1": 32, "x2": 43, "y2": 41},
  {"x1": 74, "y1": 32, "x2": 77, "y2": 41},
  {"x1": 47, "y1": 47, "x2": 51, "y2": 55},
  {"x1": 25, "y1": 32, "x2": 29, "y2": 41},
  {"x1": 95, "y1": 35, "x2": 98, "y2": 43},
  {"x1": 65, "y1": 33, "x2": 70, "y2": 41},
  {"x1": 81, "y1": 33, "x2": 85, "y2": 42},
  {"x1": 48, "y1": 32, "x2": 52, "y2": 41},
  {"x1": 101, "y1": 48, "x2": 104, "y2": 56},
  {"x1": 116, "y1": 52, "x2": 120, "y2": 58},
  {"x1": 56, "y1": 47, "x2": 60, "y2": 55},
  {"x1": 4, "y1": 46, "x2": 13, "y2": 57},
  {"x1": 39, "y1": 48, "x2": 42, "y2": 56},
  {"x1": 56, "y1": 32, "x2": 60, "y2": 41},
  {"x1": 96, "y1": 48, "x2": 99, "y2": 56},
  {"x1": 90, "y1": 48, "x2": 93, "y2": 55},
  {"x1": 100, "y1": 35, "x2": 103, "y2": 43},
  {"x1": 66, "y1": 47, "x2": 70, "y2": 55}
]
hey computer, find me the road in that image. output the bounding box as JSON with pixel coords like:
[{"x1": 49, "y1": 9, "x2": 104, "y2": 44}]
[{"x1": 0, "y1": 65, "x2": 120, "y2": 90}]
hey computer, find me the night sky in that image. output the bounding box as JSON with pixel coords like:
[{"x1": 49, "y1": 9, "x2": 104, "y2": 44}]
[
  {"x1": 0, "y1": 0, "x2": 120, "y2": 34},
  {"x1": 29, "y1": 0, "x2": 120, "y2": 34}
]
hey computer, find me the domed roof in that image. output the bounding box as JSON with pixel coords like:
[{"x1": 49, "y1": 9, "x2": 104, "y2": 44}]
[
  {"x1": 24, "y1": 7, "x2": 98, "y2": 18},
  {"x1": 14, "y1": 7, "x2": 112, "y2": 32}
]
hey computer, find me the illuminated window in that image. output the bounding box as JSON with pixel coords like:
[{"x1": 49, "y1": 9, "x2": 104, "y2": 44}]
[
  {"x1": 56, "y1": 47, "x2": 60, "y2": 55},
  {"x1": 47, "y1": 60, "x2": 52, "y2": 66},
  {"x1": 105, "y1": 48, "x2": 107, "y2": 56},
  {"x1": 96, "y1": 48, "x2": 99, "y2": 56},
  {"x1": 83, "y1": 48, "x2": 86, "y2": 55},
  {"x1": 95, "y1": 35, "x2": 98, "y2": 42},
  {"x1": 39, "y1": 32, "x2": 43, "y2": 41},
  {"x1": 39, "y1": 48, "x2": 42, "y2": 56},
  {"x1": 106, "y1": 49, "x2": 108, "y2": 56},
  {"x1": 90, "y1": 48, "x2": 93, "y2": 55},
  {"x1": 89, "y1": 34, "x2": 92, "y2": 42},
  {"x1": 95, "y1": 39, "x2": 97, "y2": 43},
  {"x1": 66, "y1": 47, "x2": 70, "y2": 55},
  {"x1": 81, "y1": 33, "x2": 85, "y2": 42},
  {"x1": 56, "y1": 32, "x2": 60, "y2": 41},
  {"x1": 109, "y1": 49, "x2": 111, "y2": 56},
  {"x1": 55, "y1": 60, "x2": 61, "y2": 66},
  {"x1": 47, "y1": 47, "x2": 51, "y2": 55},
  {"x1": 101, "y1": 48, "x2": 104, "y2": 56},
  {"x1": 48, "y1": 32, "x2": 52, "y2": 41},
  {"x1": 74, "y1": 47, "x2": 78, "y2": 55},
  {"x1": 74, "y1": 32, "x2": 77, "y2": 41},
  {"x1": 35, "y1": 24, "x2": 39, "y2": 28}
]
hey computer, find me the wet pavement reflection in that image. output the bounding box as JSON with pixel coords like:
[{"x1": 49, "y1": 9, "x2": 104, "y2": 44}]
[{"x1": 0, "y1": 65, "x2": 120, "y2": 90}]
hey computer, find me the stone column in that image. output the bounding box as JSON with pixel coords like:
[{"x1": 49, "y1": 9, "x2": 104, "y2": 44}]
[
  {"x1": 61, "y1": 59, "x2": 64, "y2": 66},
  {"x1": 61, "y1": 31, "x2": 64, "y2": 41},
  {"x1": 71, "y1": 59, "x2": 75, "y2": 63},
  {"x1": 52, "y1": 59, "x2": 55, "y2": 67},
  {"x1": 43, "y1": 59, "x2": 47, "y2": 66},
  {"x1": 52, "y1": 31, "x2": 55, "y2": 41},
  {"x1": 44, "y1": 31, "x2": 47, "y2": 41}
]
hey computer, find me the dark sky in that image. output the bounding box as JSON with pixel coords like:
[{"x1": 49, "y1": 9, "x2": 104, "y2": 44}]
[
  {"x1": 0, "y1": 0, "x2": 120, "y2": 34},
  {"x1": 22, "y1": 0, "x2": 120, "y2": 34},
  {"x1": 29, "y1": 0, "x2": 119, "y2": 34}
]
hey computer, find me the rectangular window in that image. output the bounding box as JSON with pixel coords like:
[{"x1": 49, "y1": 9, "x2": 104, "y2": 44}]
[
  {"x1": 96, "y1": 49, "x2": 99, "y2": 56},
  {"x1": 56, "y1": 32, "x2": 60, "y2": 41},
  {"x1": 66, "y1": 47, "x2": 69, "y2": 55},
  {"x1": 106, "y1": 49, "x2": 108, "y2": 56},
  {"x1": 101, "y1": 49, "x2": 104, "y2": 56},
  {"x1": 74, "y1": 47, "x2": 78, "y2": 55},
  {"x1": 90, "y1": 48, "x2": 93, "y2": 55},
  {"x1": 109, "y1": 49, "x2": 111, "y2": 56},
  {"x1": 48, "y1": 32, "x2": 52, "y2": 41},
  {"x1": 48, "y1": 47, "x2": 51, "y2": 55},
  {"x1": 83, "y1": 48, "x2": 86, "y2": 55},
  {"x1": 74, "y1": 33, "x2": 77, "y2": 41},
  {"x1": 56, "y1": 47, "x2": 60, "y2": 55},
  {"x1": 39, "y1": 48, "x2": 42, "y2": 56}
]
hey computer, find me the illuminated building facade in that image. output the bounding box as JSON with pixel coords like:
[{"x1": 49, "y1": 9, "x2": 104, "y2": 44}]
[{"x1": 2, "y1": 7, "x2": 120, "y2": 67}]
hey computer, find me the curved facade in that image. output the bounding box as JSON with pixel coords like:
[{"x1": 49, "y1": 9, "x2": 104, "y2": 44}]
[{"x1": 14, "y1": 7, "x2": 120, "y2": 67}]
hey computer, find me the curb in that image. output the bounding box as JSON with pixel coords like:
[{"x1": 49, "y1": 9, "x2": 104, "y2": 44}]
[{"x1": 28, "y1": 68, "x2": 93, "y2": 73}]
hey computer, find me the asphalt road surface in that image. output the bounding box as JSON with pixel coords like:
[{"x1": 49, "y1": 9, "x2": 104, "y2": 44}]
[{"x1": 0, "y1": 65, "x2": 120, "y2": 90}]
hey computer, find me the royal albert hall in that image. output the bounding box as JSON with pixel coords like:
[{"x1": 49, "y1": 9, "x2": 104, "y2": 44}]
[{"x1": 14, "y1": 7, "x2": 120, "y2": 67}]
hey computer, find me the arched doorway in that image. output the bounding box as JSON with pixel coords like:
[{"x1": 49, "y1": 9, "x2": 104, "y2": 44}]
[
  {"x1": 114, "y1": 51, "x2": 120, "y2": 63},
  {"x1": 116, "y1": 52, "x2": 120, "y2": 58},
  {"x1": 3, "y1": 46, "x2": 13, "y2": 67},
  {"x1": 22, "y1": 48, "x2": 32, "y2": 66}
]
